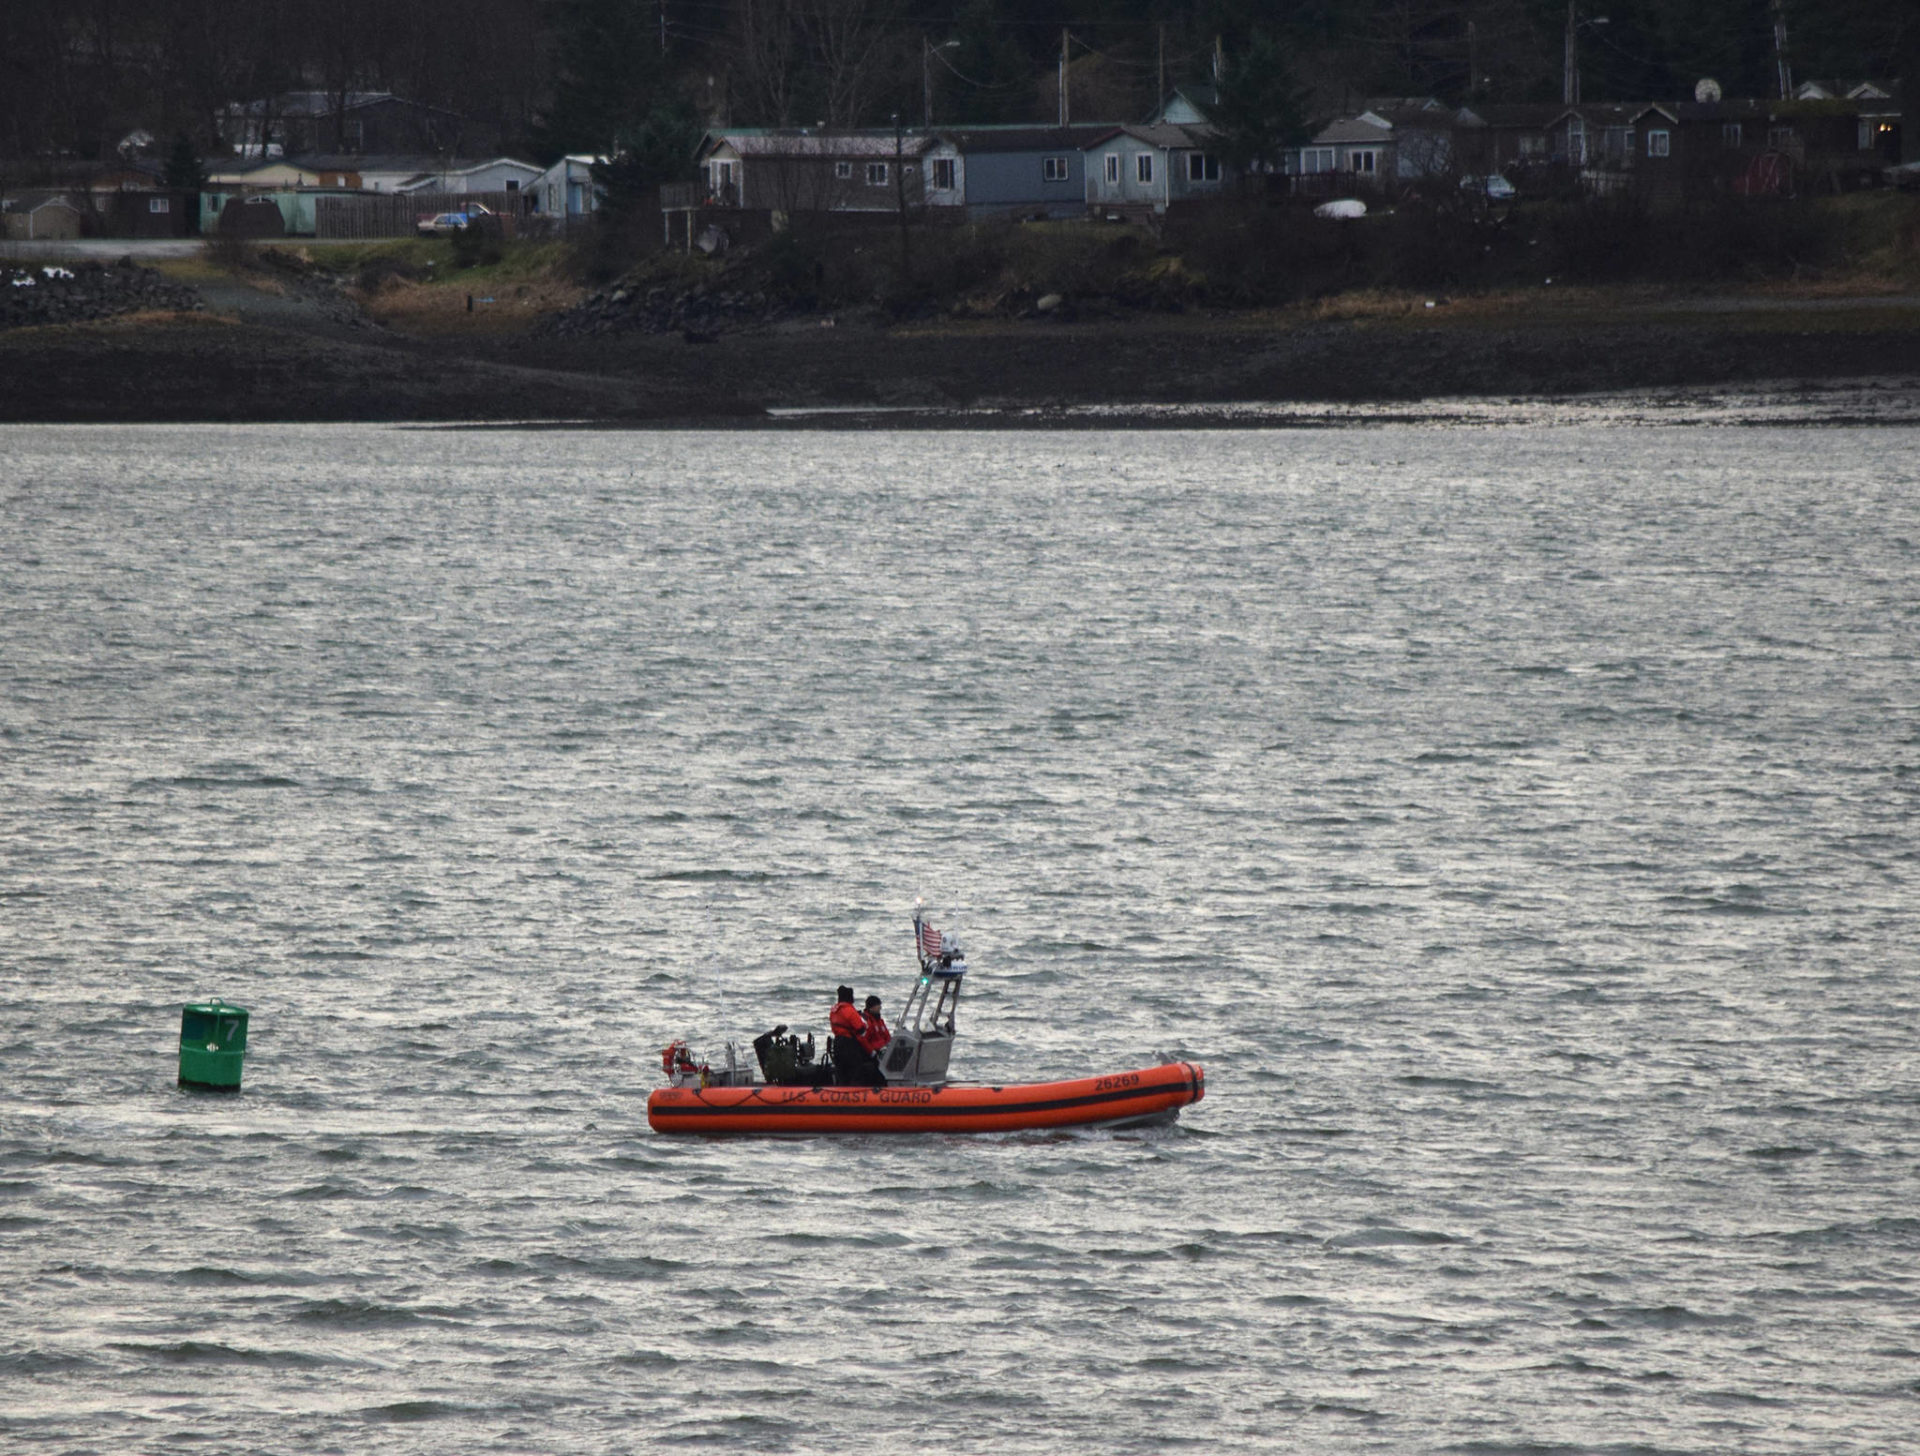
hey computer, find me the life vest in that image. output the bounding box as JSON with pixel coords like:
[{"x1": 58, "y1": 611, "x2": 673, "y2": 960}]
[
  {"x1": 858, "y1": 1012, "x2": 891, "y2": 1054},
  {"x1": 829, "y1": 1000, "x2": 866, "y2": 1041}
]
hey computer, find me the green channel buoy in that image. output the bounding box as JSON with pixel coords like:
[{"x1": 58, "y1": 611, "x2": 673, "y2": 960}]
[{"x1": 178, "y1": 1001, "x2": 249, "y2": 1092}]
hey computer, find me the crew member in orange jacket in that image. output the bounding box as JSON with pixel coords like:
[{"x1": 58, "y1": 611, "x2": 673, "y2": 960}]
[
  {"x1": 829, "y1": 985, "x2": 884, "y2": 1087},
  {"x1": 859, "y1": 995, "x2": 891, "y2": 1056}
]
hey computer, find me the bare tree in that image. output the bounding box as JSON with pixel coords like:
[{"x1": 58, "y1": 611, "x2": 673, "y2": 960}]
[
  {"x1": 732, "y1": 0, "x2": 803, "y2": 126},
  {"x1": 798, "y1": 0, "x2": 902, "y2": 128}
]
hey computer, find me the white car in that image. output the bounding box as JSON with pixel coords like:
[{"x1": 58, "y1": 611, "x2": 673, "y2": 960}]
[
  {"x1": 415, "y1": 207, "x2": 493, "y2": 236},
  {"x1": 1460, "y1": 174, "x2": 1517, "y2": 201}
]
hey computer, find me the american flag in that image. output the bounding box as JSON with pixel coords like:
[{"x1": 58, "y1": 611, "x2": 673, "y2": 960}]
[{"x1": 918, "y1": 920, "x2": 943, "y2": 959}]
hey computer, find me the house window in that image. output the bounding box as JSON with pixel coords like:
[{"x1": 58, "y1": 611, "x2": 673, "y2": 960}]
[
  {"x1": 1859, "y1": 119, "x2": 1874, "y2": 150},
  {"x1": 931, "y1": 157, "x2": 956, "y2": 190},
  {"x1": 1768, "y1": 125, "x2": 1795, "y2": 150},
  {"x1": 1042, "y1": 155, "x2": 1069, "y2": 182},
  {"x1": 1348, "y1": 149, "x2": 1376, "y2": 174},
  {"x1": 505, "y1": 179, "x2": 518, "y2": 191},
  {"x1": 835, "y1": 160, "x2": 852, "y2": 179},
  {"x1": 149, "y1": 196, "x2": 170, "y2": 213},
  {"x1": 866, "y1": 162, "x2": 888, "y2": 186},
  {"x1": 1301, "y1": 147, "x2": 1335, "y2": 174},
  {"x1": 1647, "y1": 129, "x2": 1670, "y2": 157},
  {"x1": 1187, "y1": 153, "x2": 1220, "y2": 182},
  {"x1": 1722, "y1": 122, "x2": 1743, "y2": 146},
  {"x1": 1135, "y1": 152, "x2": 1154, "y2": 184},
  {"x1": 1104, "y1": 153, "x2": 1119, "y2": 184}
]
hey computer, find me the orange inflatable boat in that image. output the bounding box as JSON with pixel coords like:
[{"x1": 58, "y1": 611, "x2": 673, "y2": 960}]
[
  {"x1": 648, "y1": 910, "x2": 1207, "y2": 1136},
  {"x1": 647, "y1": 1060, "x2": 1205, "y2": 1135}
]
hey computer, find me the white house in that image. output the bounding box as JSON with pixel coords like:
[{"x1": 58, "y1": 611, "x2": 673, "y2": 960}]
[
  {"x1": 533, "y1": 155, "x2": 606, "y2": 220},
  {"x1": 1083, "y1": 124, "x2": 1228, "y2": 214}
]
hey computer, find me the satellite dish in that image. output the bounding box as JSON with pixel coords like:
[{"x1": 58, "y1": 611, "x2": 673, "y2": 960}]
[{"x1": 1695, "y1": 78, "x2": 1722, "y2": 103}]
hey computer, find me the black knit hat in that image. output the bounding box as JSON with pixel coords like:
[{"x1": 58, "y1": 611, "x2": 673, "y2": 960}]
[
  {"x1": 864, "y1": 995, "x2": 882, "y2": 1010},
  {"x1": 837, "y1": 985, "x2": 854, "y2": 1001}
]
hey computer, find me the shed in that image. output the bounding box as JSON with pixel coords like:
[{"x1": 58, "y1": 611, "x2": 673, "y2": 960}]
[
  {"x1": 1, "y1": 194, "x2": 85, "y2": 240},
  {"x1": 211, "y1": 194, "x2": 290, "y2": 237}
]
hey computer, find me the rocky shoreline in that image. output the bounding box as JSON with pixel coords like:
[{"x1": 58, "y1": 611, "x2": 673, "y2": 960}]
[
  {"x1": 541, "y1": 281, "x2": 793, "y2": 341},
  {"x1": 2, "y1": 258, "x2": 202, "y2": 331}
]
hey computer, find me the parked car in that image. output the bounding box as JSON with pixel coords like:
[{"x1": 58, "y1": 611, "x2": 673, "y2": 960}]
[
  {"x1": 1887, "y1": 160, "x2": 1920, "y2": 193},
  {"x1": 415, "y1": 207, "x2": 493, "y2": 236},
  {"x1": 1460, "y1": 173, "x2": 1517, "y2": 201}
]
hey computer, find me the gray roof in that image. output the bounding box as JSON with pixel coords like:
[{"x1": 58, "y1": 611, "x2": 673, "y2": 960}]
[
  {"x1": 1308, "y1": 115, "x2": 1394, "y2": 146},
  {"x1": 935, "y1": 125, "x2": 1115, "y2": 153},
  {"x1": 1080, "y1": 123, "x2": 1217, "y2": 151},
  {"x1": 289, "y1": 153, "x2": 539, "y2": 176},
  {"x1": 290, "y1": 153, "x2": 462, "y2": 172},
  {"x1": 711, "y1": 133, "x2": 935, "y2": 159},
  {"x1": 1364, "y1": 98, "x2": 1485, "y2": 129}
]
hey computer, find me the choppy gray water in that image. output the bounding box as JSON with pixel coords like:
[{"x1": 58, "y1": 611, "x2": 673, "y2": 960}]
[{"x1": 3, "y1": 420, "x2": 1918, "y2": 1455}]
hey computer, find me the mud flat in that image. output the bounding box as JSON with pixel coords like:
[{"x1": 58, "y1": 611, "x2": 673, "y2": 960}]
[{"x1": 4, "y1": 282, "x2": 1919, "y2": 426}]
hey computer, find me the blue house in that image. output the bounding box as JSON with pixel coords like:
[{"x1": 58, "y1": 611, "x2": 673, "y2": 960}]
[{"x1": 922, "y1": 126, "x2": 1115, "y2": 220}]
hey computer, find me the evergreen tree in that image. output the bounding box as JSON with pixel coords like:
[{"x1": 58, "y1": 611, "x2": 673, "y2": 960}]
[
  {"x1": 162, "y1": 132, "x2": 207, "y2": 192},
  {"x1": 594, "y1": 99, "x2": 703, "y2": 219},
  {"x1": 1208, "y1": 30, "x2": 1306, "y2": 173},
  {"x1": 535, "y1": 0, "x2": 671, "y2": 158}
]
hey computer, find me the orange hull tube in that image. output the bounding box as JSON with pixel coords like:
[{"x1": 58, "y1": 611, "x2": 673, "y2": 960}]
[{"x1": 648, "y1": 1061, "x2": 1205, "y2": 1136}]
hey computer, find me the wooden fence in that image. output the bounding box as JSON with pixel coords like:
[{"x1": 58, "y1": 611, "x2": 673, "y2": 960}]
[{"x1": 314, "y1": 190, "x2": 526, "y2": 239}]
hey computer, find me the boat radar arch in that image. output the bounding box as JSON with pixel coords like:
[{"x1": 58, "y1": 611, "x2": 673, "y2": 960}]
[{"x1": 881, "y1": 912, "x2": 966, "y2": 1085}]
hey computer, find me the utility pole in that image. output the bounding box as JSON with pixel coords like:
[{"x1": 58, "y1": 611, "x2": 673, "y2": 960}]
[
  {"x1": 1468, "y1": 19, "x2": 1478, "y2": 99},
  {"x1": 1771, "y1": 0, "x2": 1792, "y2": 100},
  {"x1": 1563, "y1": 0, "x2": 1578, "y2": 105},
  {"x1": 1158, "y1": 25, "x2": 1165, "y2": 109},
  {"x1": 1059, "y1": 29, "x2": 1069, "y2": 127},
  {"x1": 924, "y1": 39, "x2": 957, "y2": 127},
  {"x1": 894, "y1": 113, "x2": 909, "y2": 277}
]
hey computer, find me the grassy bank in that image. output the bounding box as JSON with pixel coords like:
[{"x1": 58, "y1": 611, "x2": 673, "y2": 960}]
[
  {"x1": 184, "y1": 237, "x2": 585, "y2": 335},
  {"x1": 129, "y1": 190, "x2": 1920, "y2": 350},
  {"x1": 511, "y1": 189, "x2": 1915, "y2": 347}
]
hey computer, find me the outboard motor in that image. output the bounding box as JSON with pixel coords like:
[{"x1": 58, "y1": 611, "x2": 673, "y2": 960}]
[{"x1": 753, "y1": 1025, "x2": 825, "y2": 1086}]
